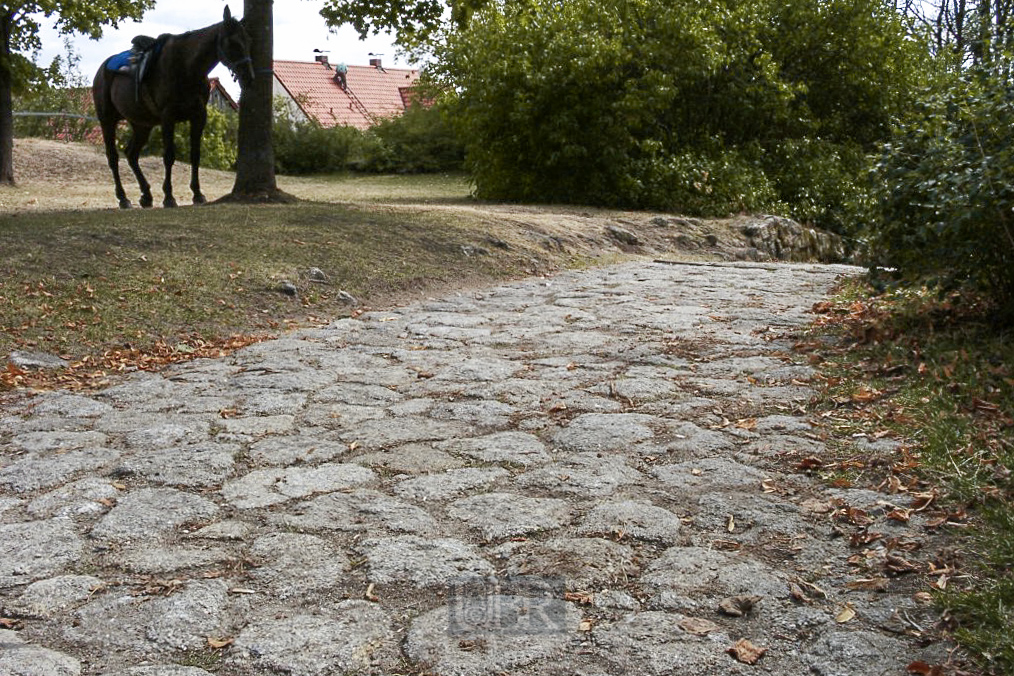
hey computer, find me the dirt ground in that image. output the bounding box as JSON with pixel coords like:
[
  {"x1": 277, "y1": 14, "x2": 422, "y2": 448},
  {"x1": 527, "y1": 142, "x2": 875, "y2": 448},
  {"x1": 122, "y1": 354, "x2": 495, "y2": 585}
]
[{"x1": 4, "y1": 138, "x2": 851, "y2": 272}]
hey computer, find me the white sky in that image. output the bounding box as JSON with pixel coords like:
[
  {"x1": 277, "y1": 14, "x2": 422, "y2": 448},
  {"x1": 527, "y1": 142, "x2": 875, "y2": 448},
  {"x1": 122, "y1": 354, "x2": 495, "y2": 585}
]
[{"x1": 34, "y1": 0, "x2": 407, "y2": 98}]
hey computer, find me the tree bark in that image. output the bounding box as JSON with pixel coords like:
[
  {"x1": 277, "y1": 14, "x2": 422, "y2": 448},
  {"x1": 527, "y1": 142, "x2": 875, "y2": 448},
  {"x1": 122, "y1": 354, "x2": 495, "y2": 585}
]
[
  {"x1": 225, "y1": 0, "x2": 293, "y2": 201},
  {"x1": 0, "y1": 12, "x2": 16, "y2": 185}
]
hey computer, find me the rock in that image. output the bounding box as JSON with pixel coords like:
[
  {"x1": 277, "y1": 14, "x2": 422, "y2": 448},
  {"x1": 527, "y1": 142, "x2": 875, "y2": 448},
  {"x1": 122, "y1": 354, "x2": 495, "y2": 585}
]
[
  {"x1": 230, "y1": 603, "x2": 394, "y2": 676},
  {"x1": 739, "y1": 215, "x2": 846, "y2": 263},
  {"x1": 8, "y1": 350, "x2": 69, "y2": 370},
  {"x1": 405, "y1": 595, "x2": 581, "y2": 675},
  {"x1": 278, "y1": 281, "x2": 298, "y2": 296},
  {"x1": 10, "y1": 575, "x2": 105, "y2": 618},
  {"x1": 578, "y1": 499, "x2": 683, "y2": 544},
  {"x1": 0, "y1": 520, "x2": 84, "y2": 588},
  {"x1": 606, "y1": 225, "x2": 641, "y2": 246},
  {"x1": 0, "y1": 630, "x2": 81, "y2": 675},
  {"x1": 447, "y1": 493, "x2": 573, "y2": 541},
  {"x1": 90, "y1": 488, "x2": 218, "y2": 541},
  {"x1": 361, "y1": 535, "x2": 494, "y2": 586}
]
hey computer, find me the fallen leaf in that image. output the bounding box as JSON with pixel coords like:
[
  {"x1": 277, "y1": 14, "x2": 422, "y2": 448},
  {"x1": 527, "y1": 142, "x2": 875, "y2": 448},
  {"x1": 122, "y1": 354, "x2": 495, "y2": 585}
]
[
  {"x1": 906, "y1": 661, "x2": 943, "y2": 675},
  {"x1": 207, "y1": 636, "x2": 233, "y2": 649},
  {"x1": 0, "y1": 617, "x2": 21, "y2": 629},
  {"x1": 835, "y1": 604, "x2": 856, "y2": 623},
  {"x1": 578, "y1": 618, "x2": 596, "y2": 632},
  {"x1": 726, "y1": 514, "x2": 736, "y2": 533},
  {"x1": 564, "y1": 591, "x2": 594, "y2": 605},
  {"x1": 365, "y1": 582, "x2": 379, "y2": 602},
  {"x1": 789, "y1": 582, "x2": 811, "y2": 603},
  {"x1": 847, "y1": 578, "x2": 889, "y2": 592},
  {"x1": 735, "y1": 418, "x2": 757, "y2": 431},
  {"x1": 796, "y1": 457, "x2": 823, "y2": 471},
  {"x1": 727, "y1": 638, "x2": 767, "y2": 665},
  {"x1": 718, "y1": 595, "x2": 762, "y2": 617},
  {"x1": 679, "y1": 616, "x2": 720, "y2": 635}
]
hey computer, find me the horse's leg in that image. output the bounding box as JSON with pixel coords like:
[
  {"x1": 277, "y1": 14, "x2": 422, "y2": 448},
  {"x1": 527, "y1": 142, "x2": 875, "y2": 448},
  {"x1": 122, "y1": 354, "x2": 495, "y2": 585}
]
[
  {"x1": 189, "y1": 110, "x2": 207, "y2": 205},
  {"x1": 125, "y1": 125, "x2": 154, "y2": 208},
  {"x1": 100, "y1": 119, "x2": 132, "y2": 209},
  {"x1": 161, "y1": 122, "x2": 178, "y2": 208}
]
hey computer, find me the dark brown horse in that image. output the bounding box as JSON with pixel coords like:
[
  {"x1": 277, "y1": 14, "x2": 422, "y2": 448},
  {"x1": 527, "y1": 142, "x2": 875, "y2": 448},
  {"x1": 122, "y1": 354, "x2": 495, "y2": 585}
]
[{"x1": 92, "y1": 6, "x2": 254, "y2": 209}]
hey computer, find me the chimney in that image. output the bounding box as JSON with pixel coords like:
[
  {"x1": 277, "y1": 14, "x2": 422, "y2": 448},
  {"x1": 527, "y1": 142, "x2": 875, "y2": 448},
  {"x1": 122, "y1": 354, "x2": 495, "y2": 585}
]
[
  {"x1": 369, "y1": 57, "x2": 382, "y2": 69},
  {"x1": 315, "y1": 54, "x2": 331, "y2": 69}
]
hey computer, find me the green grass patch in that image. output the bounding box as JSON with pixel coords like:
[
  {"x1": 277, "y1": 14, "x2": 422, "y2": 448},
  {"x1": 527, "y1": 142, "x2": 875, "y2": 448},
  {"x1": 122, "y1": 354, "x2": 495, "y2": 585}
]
[
  {"x1": 0, "y1": 199, "x2": 550, "y2": 383},
  {"x1": 807, "y1": 280, "x2": 1014, "y2": 675}
]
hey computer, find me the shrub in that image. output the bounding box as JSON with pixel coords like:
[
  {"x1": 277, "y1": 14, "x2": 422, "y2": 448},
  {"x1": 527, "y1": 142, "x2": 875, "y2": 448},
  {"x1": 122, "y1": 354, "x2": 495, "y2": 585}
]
[
  {"x1": 140, "y1": 106, "x2": 239, "y2": 171},
  {"x1": 433, "y1": 0, "x2": 929, "y2": 232},
  {"x1": 356, "y1": 101, "x2": 464, "y2": 173},
  {"x1": 867, "y1": 62, "x2": 1014, "y2": 315}
]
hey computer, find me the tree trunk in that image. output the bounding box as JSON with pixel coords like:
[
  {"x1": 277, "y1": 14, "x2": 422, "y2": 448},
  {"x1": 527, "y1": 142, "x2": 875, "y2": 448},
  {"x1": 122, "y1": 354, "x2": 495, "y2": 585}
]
[
  {"x1": 225, "y1": 0, "x2": 293, "y2": 201},
  {"x1": 0, "y1": 13, "x2": 16, "y2": 185}
]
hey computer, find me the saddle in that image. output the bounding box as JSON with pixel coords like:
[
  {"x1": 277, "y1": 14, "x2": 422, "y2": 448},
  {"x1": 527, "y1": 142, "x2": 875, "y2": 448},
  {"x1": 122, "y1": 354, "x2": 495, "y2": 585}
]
[{"x1": 106, "y1": 34, "x2": 169, "y2": 101}]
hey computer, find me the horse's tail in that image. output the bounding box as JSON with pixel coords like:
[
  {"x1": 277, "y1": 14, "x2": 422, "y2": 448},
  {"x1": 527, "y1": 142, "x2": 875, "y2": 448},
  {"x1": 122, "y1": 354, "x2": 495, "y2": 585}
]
[{"x1": 93, "y1": 58, "x2": 118, "y2": 123}]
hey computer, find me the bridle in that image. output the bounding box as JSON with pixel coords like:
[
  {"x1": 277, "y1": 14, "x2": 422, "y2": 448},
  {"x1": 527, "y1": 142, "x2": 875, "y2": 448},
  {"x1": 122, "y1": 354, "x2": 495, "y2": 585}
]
[{"x1": 217, "y1": 26, "x2": 253, "y2": 82}]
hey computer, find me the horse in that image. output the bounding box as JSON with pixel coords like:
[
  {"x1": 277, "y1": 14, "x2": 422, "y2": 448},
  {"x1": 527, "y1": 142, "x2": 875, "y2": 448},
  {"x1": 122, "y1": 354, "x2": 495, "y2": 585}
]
[{"x1": 92, "y1": 6, "x2": 254, "y2": 209}]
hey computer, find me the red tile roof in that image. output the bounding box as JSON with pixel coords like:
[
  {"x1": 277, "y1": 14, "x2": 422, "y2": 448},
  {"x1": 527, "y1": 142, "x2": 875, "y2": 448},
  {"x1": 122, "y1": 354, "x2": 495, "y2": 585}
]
[{"x1": 272, "y1": 60, "x2": 421, "y2": 130}]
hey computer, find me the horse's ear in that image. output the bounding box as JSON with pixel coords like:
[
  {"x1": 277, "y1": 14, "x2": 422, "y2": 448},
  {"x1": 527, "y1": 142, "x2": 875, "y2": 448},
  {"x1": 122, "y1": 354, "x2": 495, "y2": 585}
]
[{"x1": 223, "y1": 5, "x2": 232, "y2": 22}]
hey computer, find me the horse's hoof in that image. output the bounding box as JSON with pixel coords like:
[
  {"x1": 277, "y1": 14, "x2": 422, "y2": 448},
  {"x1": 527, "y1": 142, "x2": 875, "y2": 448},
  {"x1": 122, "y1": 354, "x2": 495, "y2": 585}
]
[
  {"x1": 163, "y1": 198, "x2": 178, "y2": 208},
  {"x1": 193, "y1": 194, "x2": 207, "y2": 205},
  {"x1": 140, "y1": 195, "x2": 153, "y2": 209},
  {"x1": 118, "y1": 200, "x2": 132, "y2": 209}
]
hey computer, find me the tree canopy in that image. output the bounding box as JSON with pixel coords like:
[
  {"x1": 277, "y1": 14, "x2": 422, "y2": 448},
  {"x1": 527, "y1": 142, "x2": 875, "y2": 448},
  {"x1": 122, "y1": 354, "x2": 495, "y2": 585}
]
[{"x1": 319, "y1": 0, "x2": 487, "y2": 52}]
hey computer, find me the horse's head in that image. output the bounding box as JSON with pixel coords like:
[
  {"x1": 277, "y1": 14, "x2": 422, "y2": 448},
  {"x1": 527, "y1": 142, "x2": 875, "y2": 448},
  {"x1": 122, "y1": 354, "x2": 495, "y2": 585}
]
[{"x1": 219, "y1": 6, "x2": 254, "y2": 88}]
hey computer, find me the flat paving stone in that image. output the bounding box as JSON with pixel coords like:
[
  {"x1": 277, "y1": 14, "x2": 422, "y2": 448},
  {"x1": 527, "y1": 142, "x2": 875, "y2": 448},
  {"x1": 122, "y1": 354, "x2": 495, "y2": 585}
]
[
  {"x1": 90, "y1": 488, "x2": 218, "y2": 541},
  {"x1": 578, "y1": 499, "x2": 684, "y2": 544},
  {"x1": 229, "y1": 602, "x2": 394, "y2": 676},
  {"x1": 9, "y1": 575, "x2": 105, "y2": 618},
  {"x1": 280, "y1": 489, "x2": 438, "y2": 534},
  {"x1": 248, "y1": 532, "x2": 349, "y2": 598},
  {"x1": 0, "y1": 630, "x2": 81, "y2": 676},
  {"x1": 115, "y1": 442, "x2": 238, "y2": 487},
  {"x1": 221, "y1": 462, "x2": 376, "y2": 508},
  {"x1": 405, "y1": 597, "x2": 582, "y2": 676},
  {"x1": 516, "y1": 452, "x2": 644, "y2": 496},
  {"x1": 394, "y1": 467, "x2": 509, "y2": 501},
  {"x1": 494, "y1": 537, "x2": 639, "y2": 591},
  {"x1": 436, "y1": 431, "x2": 551, "y2": 467},
  {"x1": 551, "y1": 413, "x2": 656, "y2": 452},
  {"x1": 0, "y1": 447, "x2": 119, "y2": 493},
  {"x1": 641, "y1": 545, "x2": 787, "y2": 612},
  {"x1": 362, "y1": 535, "x2": 495, "y2": 586},
  {"x1": 0, "y1": 519, "x2": 83, "y2": 588},
  {"x1": 447, "y1": 492, "x2": 573, "y2": 541},
  {"x1": 26, "y1": 478, "x2": 119, "y2": 518}
]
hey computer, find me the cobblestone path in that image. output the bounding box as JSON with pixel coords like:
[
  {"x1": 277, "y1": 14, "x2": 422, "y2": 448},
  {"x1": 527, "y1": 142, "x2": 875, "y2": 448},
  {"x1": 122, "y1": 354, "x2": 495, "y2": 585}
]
[{"x1": 1, "y1": 260, "x2": 946, "y2": 675}]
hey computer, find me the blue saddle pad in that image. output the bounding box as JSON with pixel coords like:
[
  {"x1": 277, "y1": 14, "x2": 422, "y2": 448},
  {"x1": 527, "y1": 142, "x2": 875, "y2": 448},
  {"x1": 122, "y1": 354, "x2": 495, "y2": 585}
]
[{"x1": 106, "y1": 50, "x2": 133, "y2": 72}]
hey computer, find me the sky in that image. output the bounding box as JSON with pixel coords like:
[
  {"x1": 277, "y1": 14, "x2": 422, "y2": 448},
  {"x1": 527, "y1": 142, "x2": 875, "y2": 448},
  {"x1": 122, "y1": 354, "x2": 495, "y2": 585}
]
[{"x1": 33, "y1": 0, "x2": 408, "y2": 98}]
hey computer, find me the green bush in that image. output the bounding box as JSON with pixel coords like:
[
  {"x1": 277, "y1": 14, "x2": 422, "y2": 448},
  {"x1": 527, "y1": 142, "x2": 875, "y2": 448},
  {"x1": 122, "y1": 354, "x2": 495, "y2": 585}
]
[
  {"x1": 867, "y1": 62, "x2": 1014, "y2": 314},
  {"x1": 139, "y1": 106, "x2": 239, "y2": 171},
  {"x1": 433, "y1": 0, "x2": 929, "y2": 232},
  {"x1": 13, "y1": 43, "x2": 98, "y2": 143},
  {"x1": 272, "y1": 115, "x2": 367, "y2": 175},
  {"x1": 356, "y1": 101, "x2": 464, "y2": 173}
]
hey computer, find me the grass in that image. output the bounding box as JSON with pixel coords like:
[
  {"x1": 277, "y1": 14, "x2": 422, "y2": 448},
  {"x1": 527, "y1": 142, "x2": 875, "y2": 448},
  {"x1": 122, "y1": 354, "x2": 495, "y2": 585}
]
[
  {"x1": 806, "y1": 280, "x2": 1014, "y2": 675},
  {"x1": 0, "y1": 194, "x2": 565, "y2": 388}
]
